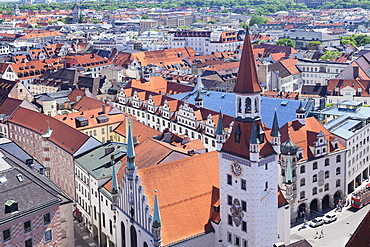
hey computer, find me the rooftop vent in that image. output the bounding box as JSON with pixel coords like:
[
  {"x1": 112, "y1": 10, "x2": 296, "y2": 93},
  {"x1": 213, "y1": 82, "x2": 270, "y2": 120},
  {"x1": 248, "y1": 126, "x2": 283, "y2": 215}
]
[
  {"x1": 281, "y1": 100, "x2": 288, "y2": 106},
  {"x1": 0, "y1": 176, "x2": 7, "y2": 184}
]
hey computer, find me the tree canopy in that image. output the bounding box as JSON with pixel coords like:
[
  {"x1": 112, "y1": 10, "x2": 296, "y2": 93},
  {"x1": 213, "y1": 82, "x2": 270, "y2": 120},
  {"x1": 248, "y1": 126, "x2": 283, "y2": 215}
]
[
  {"x1": 320, "y1": 51, "x2": 342, "y2": 61},
  {"x1": 307, "y1": 41, "x2": 322, "y2": 47},
  {"x1": 275, "y1": 38, "x2": 294, "y2": 47},
  {"x1": 340, "y1": 34, "x2": 370, "y2": 47},
  {"x1": 249, "y1": 14, "x2": 270, "y2": 26}
]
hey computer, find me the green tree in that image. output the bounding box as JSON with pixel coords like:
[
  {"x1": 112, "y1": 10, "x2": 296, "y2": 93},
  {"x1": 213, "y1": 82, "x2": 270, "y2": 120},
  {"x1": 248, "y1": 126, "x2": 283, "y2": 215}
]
[
  {"x1": 307, "y1": 41, "x2": 322, "y2": 47},
  {"x1": 275, "y1": 38, "x2": 294, "y2": 47},
  {"x1": 240, "y1": 22, "x2": 247, "y2": 29},
  {"x1": 141, "y1": 14, "x2": 150, "y2": 19},
  {"x1": 249, "y1": 14, "x2": 270, "y2": 27},
  {"x1": 320, "y1": 51, "x2": 342, "y2": 61},
  {"x1": 178, "y1": 26, "x2": 190, "y2": 29},
  {"x1": 57, "y1": 18, "x2": 67, "y2": 24}
]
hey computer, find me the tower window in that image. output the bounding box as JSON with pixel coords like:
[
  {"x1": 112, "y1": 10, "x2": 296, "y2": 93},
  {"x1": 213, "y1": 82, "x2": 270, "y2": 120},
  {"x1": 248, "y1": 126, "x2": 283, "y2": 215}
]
[
  {"x1": 228, "y1": 215, "x2": 233, "y2": 226},
  {"x1": 242, "y1": 221, "x2": 247, "y2": 232},
  {"x1": 245, "y1": 98, "x2": 252, "y2": 113},
  {"x1": 227, "y1": 195, "x2": 233, "y2": 205},
  {"x1": 265, "y1": 181, "x2": 268, "y2": 190},
  {"x1": 241, "y1": 200, "x2": 247, "y2": 211},
  {"x1": 227, "y1": 174, "x2": 232, "y2": 185},
  {"x1": 265, "y1": 163, "x2": 268, "y2": 170},
  {"x1": 241, "y1": 179, "x2": 246, "y2": 190}
]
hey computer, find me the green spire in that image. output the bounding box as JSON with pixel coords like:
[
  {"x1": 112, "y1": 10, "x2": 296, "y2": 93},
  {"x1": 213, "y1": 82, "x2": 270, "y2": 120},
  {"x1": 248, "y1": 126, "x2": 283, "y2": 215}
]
[
  {"x1": 286, "y1": 153, "x2": 292, "y2": 184},
  {"x1": 111, "y1": 164, "x2": 118, "y2": 194},
  {"x1": 127, "y1": 122, "x2": 135, "y2": 170},
  {"x1": 153, "y1": 191, "x2": 161, "y2": 228}
]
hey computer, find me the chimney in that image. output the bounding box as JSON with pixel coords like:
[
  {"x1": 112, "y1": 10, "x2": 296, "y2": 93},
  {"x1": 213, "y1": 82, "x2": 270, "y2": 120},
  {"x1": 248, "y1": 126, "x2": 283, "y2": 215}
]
[
  {"x1": 353, "y1": 66, "x2": 359, "y2": 79},
  {"x1": 102, "y1": 105, "x2": 106, "y2": 114},
  {"x1": 358, "y1": 88, "x2": 362, "y2": 95},
  {"x1": 164, "y1": 132, "x2": 171, "y2": 143}
]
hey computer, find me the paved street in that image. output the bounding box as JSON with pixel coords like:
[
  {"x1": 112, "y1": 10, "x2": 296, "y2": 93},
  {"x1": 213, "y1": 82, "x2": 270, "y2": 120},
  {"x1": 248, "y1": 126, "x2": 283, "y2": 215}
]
[
  {"x1": 74, "y1": 220, "x2": 97, "y2": 247},
  {"x1": 291, "y1": 204, "x2": 370, "y2": 246}
]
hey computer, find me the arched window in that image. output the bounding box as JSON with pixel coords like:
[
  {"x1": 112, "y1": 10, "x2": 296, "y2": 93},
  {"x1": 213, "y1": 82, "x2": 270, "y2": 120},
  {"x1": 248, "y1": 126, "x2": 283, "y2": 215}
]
[
  {"x1": 313, "y1": 162, "x2": 318, "y2": 170},
  {"x1": 312, "y1": 174, "x2": 317, "y2": 182},
  {"x1": 245, "y1": 98, "x2": 252, "y2": 113},
  {"x1": 336, "y1": 155, "x2": 341, "y2": 163},
  {"x1": 143, "y1": 242, "x2": 148, "y2": 247},
  {"x1": 300, "y1": 191, "x2": 305, "y2": 199},
  {"x1": 130, "y1": 225, "x2": 137, "y2": 247},
  {"x1": 325, "y1": 171, "x2": 329, "y2": 178},
  {"x1": 237, "y1": 97, "x2": 242, "y2": 113},
  {"x1": 121, "y1": 222, "x2": 126, "y2": 247},
  {"x1": 300, "y1": 178, "x2": 305, "y2": 186},
  {"x1": 324, "y1": 183, "x2": 329, "y2": 191},
  {"x1": 336, "y1": 179, "x2": 341, "y2": 187},
  {"x1": 300, "y1": 165, "x2": 305, "y2": 174},
  {"x1": 325, "y1": 158, "x2": 329, "y2": 166},
  {"x1": 336, "y1": 167, "x2": 341, "y2": 175},
  {"x1": 312, "y1": 187, "x2": 317, "y2": 195},
  {"x1": 255, "y1": 98, "x2": 259, "y2": 113}
]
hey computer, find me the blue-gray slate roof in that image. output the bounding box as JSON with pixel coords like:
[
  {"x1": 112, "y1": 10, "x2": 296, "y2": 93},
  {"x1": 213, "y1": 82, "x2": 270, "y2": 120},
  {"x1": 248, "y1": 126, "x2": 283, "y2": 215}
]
[{"x1": 170, "y1": 91, "x2": 313, "y2": 128}]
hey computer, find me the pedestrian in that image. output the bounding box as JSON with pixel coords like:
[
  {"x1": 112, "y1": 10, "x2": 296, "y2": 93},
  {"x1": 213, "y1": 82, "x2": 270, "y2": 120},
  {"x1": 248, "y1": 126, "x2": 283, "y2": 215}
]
[
  {"x1": 315, "y1": 230, "x2": 319, "y2": 239},
  {"x1": 321, "y1": 229, "x2": 324, "y2": 238}
]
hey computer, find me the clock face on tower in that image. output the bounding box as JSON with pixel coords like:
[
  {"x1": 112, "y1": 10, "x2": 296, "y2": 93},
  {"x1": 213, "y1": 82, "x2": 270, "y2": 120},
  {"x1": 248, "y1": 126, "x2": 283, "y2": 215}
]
[{"x1": 230, "y1": 161, "x2": 242, "y2": 177}]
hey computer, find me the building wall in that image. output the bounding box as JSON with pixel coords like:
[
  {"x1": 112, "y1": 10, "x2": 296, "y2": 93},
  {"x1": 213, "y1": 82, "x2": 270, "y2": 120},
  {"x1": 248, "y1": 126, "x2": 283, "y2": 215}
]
[
  {"x1": 8, "y1": 123, "x2": 76, "y2": 200},
  {"x1": 219, "y1": 152, "x2": 279, "y2": 247},
  {"x1": 278, "y1": 204, "x2": 290, "y2": 244},
  {"x1": 343, "y1": 125, "x2": 370, "y2": 194},
  {"x1": 0, "y1": 205, "x2": 62, "y2": 247}
]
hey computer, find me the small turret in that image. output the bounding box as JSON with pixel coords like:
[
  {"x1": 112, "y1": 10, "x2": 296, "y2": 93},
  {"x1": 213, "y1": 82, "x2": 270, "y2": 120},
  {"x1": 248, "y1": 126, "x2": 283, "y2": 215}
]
[
  {"x1": 126, "y1": 121, "x2": 135, "y2": 183},
  {"x1": 215, "y1": 109, "x2": 226, "y2": 151},
  {"x1": 195, "y1": 91, "x2": 203, "y2": 108},
  {"x1": 152, "y1": 191, "x2": 162, "y2": 247},
  {"x1": 285, "y1": 154, "x2": 294, "y2": 202},
  {"x1": 296, "y1": 101, "x2": 306, "y2": 125},
  {"x1": 270, "y1": 111, "x2": 281, "y2": 154},
  {"x1": 249, "y1": 121, "x2": 260, "y2": 162}
]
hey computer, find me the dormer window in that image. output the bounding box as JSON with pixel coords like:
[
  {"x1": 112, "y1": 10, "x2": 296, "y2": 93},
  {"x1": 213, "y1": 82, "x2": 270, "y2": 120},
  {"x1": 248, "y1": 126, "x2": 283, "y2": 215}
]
[{"x1": 5, "y1": 200, "x2": 18, "y2": 214}]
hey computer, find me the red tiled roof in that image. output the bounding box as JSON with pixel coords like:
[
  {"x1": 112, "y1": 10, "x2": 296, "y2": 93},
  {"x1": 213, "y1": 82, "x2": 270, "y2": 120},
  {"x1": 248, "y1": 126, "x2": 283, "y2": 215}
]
[
  {"x1": 9, "y1": 107, "x2": 91, "y2": 154},
  {"x1": 234, "y1": 34, "x2": 262, "y2": 94}
]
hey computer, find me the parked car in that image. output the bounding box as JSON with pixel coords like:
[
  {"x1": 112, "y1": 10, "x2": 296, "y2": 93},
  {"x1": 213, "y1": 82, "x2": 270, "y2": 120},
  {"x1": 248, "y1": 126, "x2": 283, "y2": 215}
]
[
  {"x1": 309, "y1": 217, "x2": 325, "y2": 227},
  {"x1": 323, "y1": 213, "x2": 337, "y2": 223}
]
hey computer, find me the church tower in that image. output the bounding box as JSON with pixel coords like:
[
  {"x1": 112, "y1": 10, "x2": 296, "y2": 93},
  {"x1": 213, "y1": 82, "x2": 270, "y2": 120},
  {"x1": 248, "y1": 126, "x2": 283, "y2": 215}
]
[{"x1": 218, "y1": 29, "x2": 279, "y2": 247}]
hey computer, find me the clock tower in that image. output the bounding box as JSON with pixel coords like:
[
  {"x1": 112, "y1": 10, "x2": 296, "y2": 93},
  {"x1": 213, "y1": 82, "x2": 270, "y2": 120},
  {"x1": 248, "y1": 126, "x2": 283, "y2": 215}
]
[{"x1": 218, "y1": 29, "x2": 279, "y2": 247}]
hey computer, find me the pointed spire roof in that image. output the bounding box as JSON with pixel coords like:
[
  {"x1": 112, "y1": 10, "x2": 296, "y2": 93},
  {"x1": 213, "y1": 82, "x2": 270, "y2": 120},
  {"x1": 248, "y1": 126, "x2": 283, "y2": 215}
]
[
  {"x1": 191, "y1": 75, "x2": 204, "y2": 94},
  {"x1": 296, "y1": 101, "x2": 306, "y2": 114},
  {"x1": 195, "y1": 91, "x2": 202, "y2": 101},
  {"x1": 111, "y1": 164, "x2": 118, "y2": 194},
  {"x1": 153, "y1": 191, "x2": 161, "y2": 228},
  {"x1": 249, "y1": 121, "x2": 260, "y2": 144},
  {"x1": 127, "y1": 123, "x2": 135, "y2": 158},
  {"x1": 42, "y1": 120, "x2": 53, "y2": 138},
  {"x1": 234, "y1": 28, "x2": 262, "y2": 94},
  {"x1": 216, "y1": 109, "x2": 225, "y2": 135},
  {"x1": 286, "y1": 154, "x2": 292, "y2": 184},
  {"x1": 271, "y1": 111, "x2": 281, "y2": 137}
]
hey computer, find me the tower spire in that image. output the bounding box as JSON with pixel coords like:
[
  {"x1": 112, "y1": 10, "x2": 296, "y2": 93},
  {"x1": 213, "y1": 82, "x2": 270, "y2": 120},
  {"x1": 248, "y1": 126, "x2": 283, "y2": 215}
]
[
  {"x1": 234, "y1": 28, "x2": 262, "y2": 94},
  {"x1": 152, "y1": 190, "x2": 162, "y2": 247},
  {"x1": 126, "y1": 120, "x2": 135, "y2": 184},
  {"x1": 216, "y1": 109, "x2": 226, "y2": 151},
  {"x1": 111, "y1": 159, "x2": 118, "y2": 194},
  {"x1": 285, "y1": 154, "x2": 292, "y2": 184},
  {"x1": 270, "y1": 110, "x2": 281, "y2": 153}
]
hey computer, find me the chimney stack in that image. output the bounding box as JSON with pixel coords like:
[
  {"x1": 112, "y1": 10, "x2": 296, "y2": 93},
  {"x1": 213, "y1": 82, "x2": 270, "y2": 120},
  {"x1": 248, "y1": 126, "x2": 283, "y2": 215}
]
[
  {"x1": 102, "y1": 105, "x2": 106, "y2": 114},
  {"x1": 353, "y1": 66, "x2": 359, "y2": 79}
]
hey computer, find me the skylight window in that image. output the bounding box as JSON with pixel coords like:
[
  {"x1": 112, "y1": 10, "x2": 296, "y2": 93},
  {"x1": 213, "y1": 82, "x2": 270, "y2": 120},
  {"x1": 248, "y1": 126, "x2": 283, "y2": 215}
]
[{"x1": 16, "y1": 174, "x2": 24, "y2": 182}]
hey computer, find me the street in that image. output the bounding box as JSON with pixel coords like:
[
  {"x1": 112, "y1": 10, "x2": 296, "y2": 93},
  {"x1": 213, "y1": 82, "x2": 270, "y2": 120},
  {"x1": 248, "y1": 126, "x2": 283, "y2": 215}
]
[
  {"x1": 74, "y1": 220, "x2": 97, "y2": 247},
  {"x1": 290, "y1": 204, "x2": 370, "y2": 246}
]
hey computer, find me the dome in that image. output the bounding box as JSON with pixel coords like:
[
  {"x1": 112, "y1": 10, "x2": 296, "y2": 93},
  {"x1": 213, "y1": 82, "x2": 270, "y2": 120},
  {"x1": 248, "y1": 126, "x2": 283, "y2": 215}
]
[
  {"x1": 107, "y1": 85, "x2": 118, "y2": 95},
  {"x1": 281, "y1": 138, "x2": 298, "y2": 155}
]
